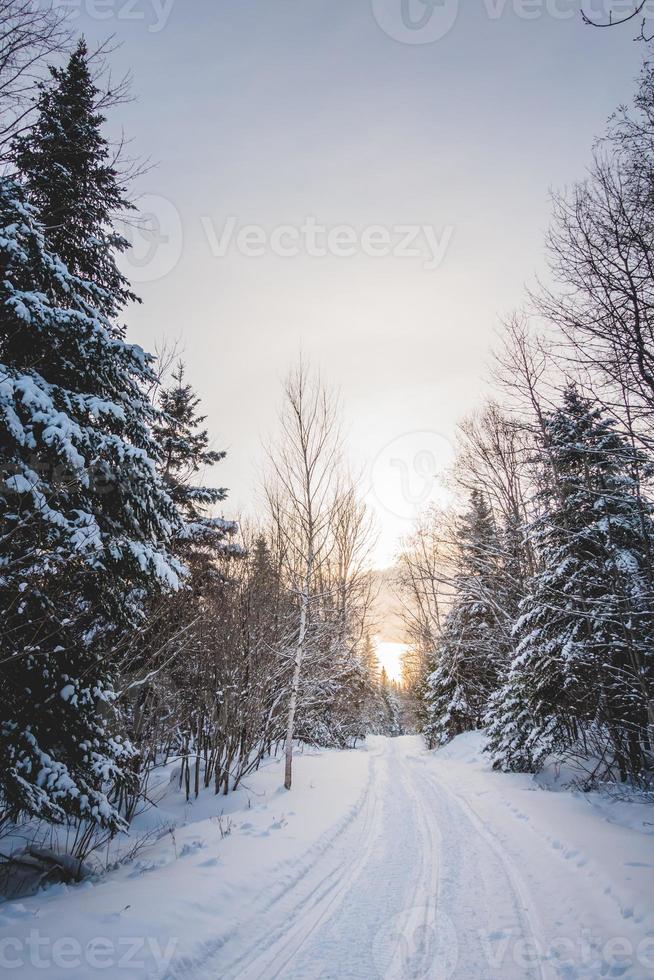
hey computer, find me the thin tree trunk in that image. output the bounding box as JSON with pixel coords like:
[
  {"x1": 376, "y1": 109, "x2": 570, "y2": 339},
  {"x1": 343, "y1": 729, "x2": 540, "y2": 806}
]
[{"x1": 284, "y1": 590, "x2": 309, "y2": 790}]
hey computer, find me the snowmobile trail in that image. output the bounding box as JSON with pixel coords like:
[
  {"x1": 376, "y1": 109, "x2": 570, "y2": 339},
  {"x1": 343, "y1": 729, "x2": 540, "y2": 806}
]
[
  {"x1": 159, "y1": 735, "x2": 654, "y2": 980},
  {"x1": 177, "y1": 737, "x2": 571, "y2": 980}
]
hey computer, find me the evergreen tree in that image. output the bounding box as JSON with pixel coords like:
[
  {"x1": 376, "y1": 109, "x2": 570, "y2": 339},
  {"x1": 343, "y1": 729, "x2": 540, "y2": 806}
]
[
  {"x1": 0, "y1": 177, "x2": 182, "y2": 830},
  {"x1": 357, "y1": 635, "x2": 390, "y2": 735},
  {"x1": 121, "y1": 363, "x2": 236, "y2": 794},
  {"x1": 424, "y1": 491, "x2": 509, "y2": 746},
  {"x1": 13, "y1": 38, "x2": 136, "y2": 319},
  {"x1": 380, "y1": 675, "x2": 404, "y2": 737},
  {"x1": 154, "y1": 361, "x2": 229, "y2": 540},
  {"x1": 487, "y1": 386, "x2": 654, "y2": 782},
  {"x1": 246, "y1": 534, "x2": 285, "y2": 638}
]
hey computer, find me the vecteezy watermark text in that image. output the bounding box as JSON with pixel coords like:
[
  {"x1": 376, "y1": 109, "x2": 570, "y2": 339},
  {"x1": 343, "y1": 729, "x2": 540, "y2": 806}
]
[
  {"x1": 201, "y1": 216, "x2": 453, "y2": 270},
  {"x1": 51, "y1": 0, "x2": 175, "y2": 33},
  {"x1": 370, "y1": 0, "x2": 654, "y2": 44},
  {"x1": 372, "y1": 904, "x2": 654, "y2": 979},
  {"x1": 0, "y1": 931, "x2": 178, "y2": 971}
]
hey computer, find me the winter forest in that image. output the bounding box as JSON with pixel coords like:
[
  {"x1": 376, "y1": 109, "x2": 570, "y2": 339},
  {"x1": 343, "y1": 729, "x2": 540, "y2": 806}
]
[{"x1": 1, "y1": 2, "x2": 654, "y2": 978}]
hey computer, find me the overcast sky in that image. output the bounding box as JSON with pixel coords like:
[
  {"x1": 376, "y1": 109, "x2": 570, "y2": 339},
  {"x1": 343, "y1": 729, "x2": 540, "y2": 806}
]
[{"x1": 70, "y1": 0, "x2": 641, "y2": 566}]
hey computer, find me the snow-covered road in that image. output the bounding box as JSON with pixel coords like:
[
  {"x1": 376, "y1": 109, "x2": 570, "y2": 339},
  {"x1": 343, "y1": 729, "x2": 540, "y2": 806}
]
[
  {"x1": 176, "y1": 736, "x2": 654, "y2": 980},
  {"x1": 2, "y1": 734, "x2": 653, "y2": 979}
]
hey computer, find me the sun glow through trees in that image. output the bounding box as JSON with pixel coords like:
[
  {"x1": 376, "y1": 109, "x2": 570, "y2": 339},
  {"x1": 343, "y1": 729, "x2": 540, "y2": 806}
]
[{"x1": 373, "y1": 638, "x2": 407, "y2": 685}]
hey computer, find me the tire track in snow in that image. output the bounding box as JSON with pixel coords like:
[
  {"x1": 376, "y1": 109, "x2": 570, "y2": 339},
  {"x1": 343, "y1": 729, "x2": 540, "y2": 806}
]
[
  {"x1": 169, "y1": 737, "x2": 569, "y2": 980},
  {"x1": 214, "y1": 738, "x2": 446, "y2": 980},
  {"x1": 380, "y1": 738, "x2": 448, "y2": 980},
  {"x1": 240, "y1": 737, "x2": 451, "y2": 980},
  {"x1": 408, "y1": 748, "x2": 549, "y2": 979},
  {"x1": 222, "y1": 747, "x2": 387, "y2": 979},
  {"x1": 416, "y1": 748, "x2": 654, "y2": 979},
  {"x1": 165, "y1": 743, "x2": 385, "y2": 980}
]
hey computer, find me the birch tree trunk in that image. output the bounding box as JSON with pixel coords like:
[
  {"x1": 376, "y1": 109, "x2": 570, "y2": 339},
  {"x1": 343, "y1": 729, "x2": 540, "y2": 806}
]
[{"x1": 284, "y1": 587, "x2": 309, "y2": 789}]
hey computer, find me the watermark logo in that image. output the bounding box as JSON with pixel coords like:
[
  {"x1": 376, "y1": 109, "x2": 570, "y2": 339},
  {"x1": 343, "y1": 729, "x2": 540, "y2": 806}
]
[
  {"x1": 118, "y1": 194, "x2": 183, "y2": 284},
  {"x1": 51, "y1": 0, "x2": 176, "y2": 33},
  {"x1": 371, "y1": 914, "x2": 654, "y2": 977},
  {"x1": 370, "y1": 0, "x2": 634, "y2": 43},
  {"x1": 370, "y1": 430, "x2": 454, "y2": 521},
  {"x1": 372, "y1": 903, "x2": 458, "y2": 979},
  {"x1": 0, "y1": 931, "x2": 178, "y2": 971},
  {"x1": 201, "y1": 216, "x2": 453, "y2": 270},
  {"x1": 115, "y1": 206, "x2": 453, "y2": 279},
  {"x1": 371, "y1": 0, "x2": 461, "y2": 43}
]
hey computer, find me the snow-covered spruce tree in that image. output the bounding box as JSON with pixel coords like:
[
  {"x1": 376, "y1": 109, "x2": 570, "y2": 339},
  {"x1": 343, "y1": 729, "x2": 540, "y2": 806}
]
[
  {"x1": 357, "y1": 634, "x2": 402, "y2": 736},
  {"x1": 379, "y1": 669, "x2": 404, "y2": 737},
  {"x1": 487, "y1": 386, "x2": 654, "y2": 783},
  {"x1": 12, "y1": 38, "x2": 136, "y2": 319},
  {"x1": 0, "y1": 178, "x2": 182, "y2": 830},
  {"x1": 300, "y1": 637, "x2": 380, "y2": 748},
  {"x1": 423, "y1": 491, "x2": 510, "y2": 747},
  {"x1": 120, "y1": 362, "x2": 237, "y2": 807},
  {"x1": 154, "y1": 360, "x2": 233, "y2": 551}
]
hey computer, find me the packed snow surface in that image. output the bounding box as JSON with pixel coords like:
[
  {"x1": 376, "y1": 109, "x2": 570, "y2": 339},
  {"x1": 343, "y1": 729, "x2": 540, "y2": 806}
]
[{"x1": 1, "y1": 734, "x2": 653, "y2": 978}]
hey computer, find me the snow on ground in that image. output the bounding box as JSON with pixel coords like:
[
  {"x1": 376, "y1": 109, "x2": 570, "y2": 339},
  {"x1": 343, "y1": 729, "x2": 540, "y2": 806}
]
[{"x1": 0, "y1": 734, "x2": 652, "y2": 979}]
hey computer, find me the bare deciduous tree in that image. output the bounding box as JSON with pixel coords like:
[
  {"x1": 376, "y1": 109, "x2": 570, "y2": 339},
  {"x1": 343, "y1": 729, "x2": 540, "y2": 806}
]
[
  {"x1": 536, "y1": 148, "x2": 654, "y2": 451},
  {"x1": 265, "y1": 363, "x2": 343, "y2": 790},
  {"x1": 581, "y1": 0, "x2": 652, "y2": 41},
  {"x1": 0, "y1": 1, "x2": 71, "y2": 157}
]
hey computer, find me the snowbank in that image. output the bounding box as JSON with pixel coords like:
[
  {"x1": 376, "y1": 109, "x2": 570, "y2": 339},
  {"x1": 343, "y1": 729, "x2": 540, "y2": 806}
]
[{"x1": 0, "y1": 746, "x2": 371, "y2": 978}]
